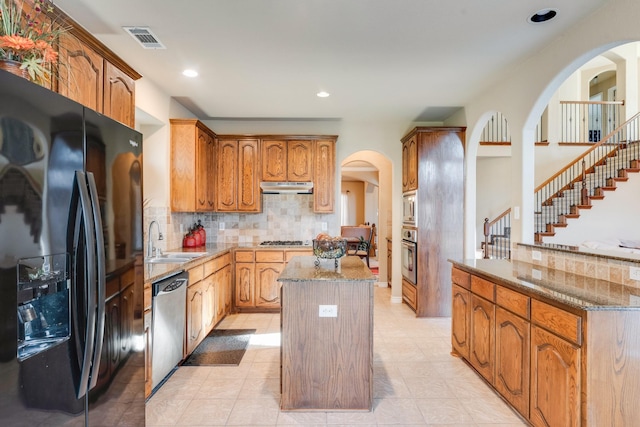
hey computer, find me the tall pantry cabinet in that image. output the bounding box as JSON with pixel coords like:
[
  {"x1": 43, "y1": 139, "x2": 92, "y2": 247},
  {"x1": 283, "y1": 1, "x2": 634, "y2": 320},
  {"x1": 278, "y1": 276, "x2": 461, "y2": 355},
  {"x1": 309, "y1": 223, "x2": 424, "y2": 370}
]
[{"x1": 401, "y1": 127, "x2": 465, "y2": 317}]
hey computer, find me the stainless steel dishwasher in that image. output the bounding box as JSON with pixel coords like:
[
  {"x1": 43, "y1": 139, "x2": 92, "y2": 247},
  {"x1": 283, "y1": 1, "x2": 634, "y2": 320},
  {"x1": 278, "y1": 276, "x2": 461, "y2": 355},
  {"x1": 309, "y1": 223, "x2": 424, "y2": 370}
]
[{"x1": 151, "y1": 270, "x2": 188, "y2": 391}]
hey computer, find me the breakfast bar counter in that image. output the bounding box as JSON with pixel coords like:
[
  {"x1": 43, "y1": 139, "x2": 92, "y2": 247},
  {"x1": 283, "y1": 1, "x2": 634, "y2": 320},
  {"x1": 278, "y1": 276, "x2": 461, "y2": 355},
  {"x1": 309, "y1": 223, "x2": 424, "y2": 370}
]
[{"x1": 278, "y1": 256, "x2": 376, "y2": 411}]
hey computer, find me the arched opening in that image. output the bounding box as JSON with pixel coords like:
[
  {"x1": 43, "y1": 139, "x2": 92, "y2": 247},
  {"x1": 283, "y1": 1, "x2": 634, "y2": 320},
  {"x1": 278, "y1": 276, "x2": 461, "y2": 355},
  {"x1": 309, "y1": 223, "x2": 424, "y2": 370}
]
[{"x1": 340, "y1": 151, "x2": 392, "y2": 286}]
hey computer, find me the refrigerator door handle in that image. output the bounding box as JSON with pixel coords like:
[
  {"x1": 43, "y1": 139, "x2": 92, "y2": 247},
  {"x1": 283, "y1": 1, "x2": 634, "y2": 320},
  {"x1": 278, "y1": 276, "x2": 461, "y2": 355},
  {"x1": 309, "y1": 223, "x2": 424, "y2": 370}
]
[
  {"x1": 74, "y1": 170, "x2": 98, "y2": 399},
  {"x1": 86, "y1": 172, "x2": 106, "y2": 391}
]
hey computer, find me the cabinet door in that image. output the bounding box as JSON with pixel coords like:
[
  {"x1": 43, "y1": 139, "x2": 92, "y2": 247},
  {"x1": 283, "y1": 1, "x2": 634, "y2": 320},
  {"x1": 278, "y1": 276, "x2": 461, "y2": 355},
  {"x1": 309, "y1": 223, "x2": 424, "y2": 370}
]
[
  {"x1": 57, "y1": 34, "x2": 104, "y2": 112},
  {"x1": 530, "y1": 326, "x2": 580, "y2": 427},
  {"x1": 186, "y1": 283, "x2": 204, "y2": 355},
  {"x1": 120, "y1": 283, "x2": 135, "y2": 360},
  {"x1": 287, "y1": 140, "x2": 313, "y2": 181},
  {"x1": 313, "y1": 139, "x2": 335, "y2": 213},
  {"x1": 234, "y1": 263, "x2": 255, "y2": 308},
  {"x1": 238, "y1": 139, "x2": 261, "y2": 212},
  {"x1": 222, "y1": 265, "x2": 232, "y2": 314},
  {"x1": 196, "y1": 128, "x2": 215, "y2": 211},
  {"x1": 262, "y1": 140, "x2": 287, "y2": 181},
  {"x1": 201, "y1": 277, "x2": 216, "y2": 336},
  {"x1": 451, "y1": 284, "x2": 470, "y2": 359},
  {"x1": 402, "y1": 136, "x2": 418, "y2": 192},
  {"x1": 469, "y1": 294, "x2": 495, "y2": 383},
  {"x1": 495, "y1": 307, "x2": 530, "y2": 418},
  {"x1": 103, "y1": 61, "x2": 135, "y2": 127},
  {"x1": 144, "y1": 309, "x2": 152, "y2": 398},
  {"x1": 216, "y1": 139, "x2": 238, "y2": 211},
  {"x1": 170, "y1": 120, "x2": 197, "y2": 212},
  {"x1": 214, "y1": 271, "x2": 225, "y2": 324},
  {"x1": 255, "y1": 262, "x2": 284, "y2": 308}
]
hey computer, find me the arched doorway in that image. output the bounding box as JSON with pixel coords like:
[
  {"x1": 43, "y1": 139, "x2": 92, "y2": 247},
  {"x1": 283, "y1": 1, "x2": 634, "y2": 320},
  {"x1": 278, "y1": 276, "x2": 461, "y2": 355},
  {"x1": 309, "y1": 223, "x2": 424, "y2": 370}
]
[{"x1": 340, "y1": 151, "x2": 392, "y2": 286}]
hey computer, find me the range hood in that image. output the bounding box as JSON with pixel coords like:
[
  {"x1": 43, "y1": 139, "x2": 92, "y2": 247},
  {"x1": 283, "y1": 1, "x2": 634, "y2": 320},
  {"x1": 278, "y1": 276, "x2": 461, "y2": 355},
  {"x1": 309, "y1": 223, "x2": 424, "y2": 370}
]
[{"x1": 260, "y1": 181, "x2": 314, "y2": 194}]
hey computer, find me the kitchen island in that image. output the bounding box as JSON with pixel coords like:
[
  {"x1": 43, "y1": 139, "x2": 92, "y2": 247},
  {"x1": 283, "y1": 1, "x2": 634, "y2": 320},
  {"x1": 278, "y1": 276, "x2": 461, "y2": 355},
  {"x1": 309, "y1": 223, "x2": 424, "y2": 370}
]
[
  {"x1": 278, "y1": 256, "x2": 376, "y2": 411},
  {"x1": 449, "y1": 259, "x2": 640, "y2": 427}
]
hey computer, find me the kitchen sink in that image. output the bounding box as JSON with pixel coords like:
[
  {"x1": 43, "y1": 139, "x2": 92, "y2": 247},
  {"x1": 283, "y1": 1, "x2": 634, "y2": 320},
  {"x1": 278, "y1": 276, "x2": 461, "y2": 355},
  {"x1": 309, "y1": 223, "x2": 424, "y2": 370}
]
[{"x1": 144, "y1": 251, "x2": 208, "y2": 264}]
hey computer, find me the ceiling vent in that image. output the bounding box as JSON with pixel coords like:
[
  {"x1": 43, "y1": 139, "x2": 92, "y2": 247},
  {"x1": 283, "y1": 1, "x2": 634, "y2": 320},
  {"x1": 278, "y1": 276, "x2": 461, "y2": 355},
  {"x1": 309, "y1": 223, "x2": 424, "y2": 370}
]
[{"x1": 123, "y1": 27, "x2": 166, "y2": 49}]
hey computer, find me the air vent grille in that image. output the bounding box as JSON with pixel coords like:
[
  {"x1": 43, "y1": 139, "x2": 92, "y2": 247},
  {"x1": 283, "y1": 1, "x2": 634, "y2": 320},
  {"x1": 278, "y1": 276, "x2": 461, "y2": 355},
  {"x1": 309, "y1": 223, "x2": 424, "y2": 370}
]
[{"x1": 123, "y1": 27, "x2": 166, "y2": 49}]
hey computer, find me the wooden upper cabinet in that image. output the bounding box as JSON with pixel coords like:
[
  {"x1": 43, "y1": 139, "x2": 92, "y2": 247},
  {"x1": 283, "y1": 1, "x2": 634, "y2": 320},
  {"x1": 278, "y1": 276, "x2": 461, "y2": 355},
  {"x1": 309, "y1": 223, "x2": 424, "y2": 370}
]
[
  {"x1": 402, "y1": 135, "x2": 418, "y2": 192},
  {"x1": 103, "y1": 62, "x2": 136, "y2": 128},
  {"x1": 262, "y1": 139, "x2": 313, "y2": 182},
  {"x1": 57, "y1": 34, "x2": 104, "y2": 113},
  {"x1": 261, "y1": 140, "x2": 287, "y2": 181},
  {"x1": 216, "y1": 138, "x2": 261, "y2": 212},
  {"x1": 288, "y1": 140, "x2": 313, "y2": 181},
  {"x1": 170, "y1": 119, "x2": 216, "y2": 212},
  {"x1": 313, "y1": 139, "x2": 336, "y2": 213}
]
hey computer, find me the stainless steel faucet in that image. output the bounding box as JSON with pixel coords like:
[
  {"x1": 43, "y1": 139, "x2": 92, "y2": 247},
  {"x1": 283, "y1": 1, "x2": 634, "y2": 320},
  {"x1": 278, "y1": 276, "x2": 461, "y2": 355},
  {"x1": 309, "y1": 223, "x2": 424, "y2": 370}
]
[{"x1": 147, "y1": 220, "x2": 164, "y2": 258}]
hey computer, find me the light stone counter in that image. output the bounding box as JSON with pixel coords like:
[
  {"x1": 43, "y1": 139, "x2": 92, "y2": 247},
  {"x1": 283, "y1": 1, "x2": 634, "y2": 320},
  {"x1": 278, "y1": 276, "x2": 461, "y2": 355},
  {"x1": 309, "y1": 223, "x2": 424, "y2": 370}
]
[{"x1": 278, "y1": 255, "x2": 376, "y2": 282}]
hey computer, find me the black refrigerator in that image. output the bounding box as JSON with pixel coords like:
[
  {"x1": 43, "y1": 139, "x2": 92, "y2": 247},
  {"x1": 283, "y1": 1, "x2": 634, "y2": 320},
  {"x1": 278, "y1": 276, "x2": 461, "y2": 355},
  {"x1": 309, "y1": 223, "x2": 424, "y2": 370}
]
[{"x1": 0, "y1": 70, "x2": 145, "y2": 426}]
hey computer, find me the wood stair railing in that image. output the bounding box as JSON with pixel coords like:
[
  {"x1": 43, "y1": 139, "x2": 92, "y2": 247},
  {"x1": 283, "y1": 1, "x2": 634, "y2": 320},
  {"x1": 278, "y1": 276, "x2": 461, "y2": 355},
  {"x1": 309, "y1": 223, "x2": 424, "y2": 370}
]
[
  {"x1": 482, "y1": 208, "x2": 511, "y2": 259},
  {"x1": 534, "y1": 112, "x2": 640, "y2": 243}
]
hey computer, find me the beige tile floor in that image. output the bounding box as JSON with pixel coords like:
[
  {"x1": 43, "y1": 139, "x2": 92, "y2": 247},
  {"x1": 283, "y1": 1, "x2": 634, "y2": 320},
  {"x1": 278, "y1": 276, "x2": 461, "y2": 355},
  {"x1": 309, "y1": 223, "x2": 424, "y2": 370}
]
[{"x1": 146, "y1": 286, "x2": 527, "y2": 426}]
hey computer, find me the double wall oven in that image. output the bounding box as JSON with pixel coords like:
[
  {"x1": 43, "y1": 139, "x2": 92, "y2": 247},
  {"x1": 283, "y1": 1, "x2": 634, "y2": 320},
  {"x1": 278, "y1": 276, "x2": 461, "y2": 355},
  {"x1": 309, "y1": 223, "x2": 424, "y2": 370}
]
[{"x1": 400, "y1": 227, "x2": 417, "y2": 285}]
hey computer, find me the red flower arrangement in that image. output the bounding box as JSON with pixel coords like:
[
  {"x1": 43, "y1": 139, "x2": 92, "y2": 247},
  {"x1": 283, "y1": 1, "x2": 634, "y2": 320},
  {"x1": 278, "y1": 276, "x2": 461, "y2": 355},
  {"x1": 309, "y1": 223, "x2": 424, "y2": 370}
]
[{"x1": 0, "y1": 0, "x2": 65, "y2": 82}]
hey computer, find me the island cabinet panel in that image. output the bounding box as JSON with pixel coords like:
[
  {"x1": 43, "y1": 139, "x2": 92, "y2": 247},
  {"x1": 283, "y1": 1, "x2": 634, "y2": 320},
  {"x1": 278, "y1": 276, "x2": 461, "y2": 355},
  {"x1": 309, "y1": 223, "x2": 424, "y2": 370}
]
[
  {"x1": 530, "y1": 325, "x2": 580, "y2": 427},
  {"x1": 279, "y1": 256, "x2": 374, "y2": 411},
  {"x1": 451, "y1": 284, "x2": 470, "y2": 359},
  {"x1": 313, "y1": 139, "x2": 335, "y2": 213},
  {"x1": 469, "y1": 294, "x2": 495, "y2": 384},
  {"x1": 495, "y1": 307, "x2": 530, "y2": 418}
]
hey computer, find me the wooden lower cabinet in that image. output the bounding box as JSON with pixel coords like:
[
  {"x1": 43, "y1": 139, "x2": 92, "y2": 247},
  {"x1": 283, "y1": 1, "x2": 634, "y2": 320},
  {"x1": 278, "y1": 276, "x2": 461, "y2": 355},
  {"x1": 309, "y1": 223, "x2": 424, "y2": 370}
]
[
  {"x1": 234, "y1": 249, "x2": 312, "y2": 312},
  {"x1": 186, "y1": 281, "x2": 204, "y2": 355},
  {"x1": 495, "y1": 306, "x2": 530, "y2": 418},
  {"x1": 469, "y1": 294, "x2": 495, "y2": 384},
  {"x1": 256, "y1": 263, "x2": 284, "y2": 309},
  {"x1": 401, "y1": 279, "x2": 417, "y2": 311},
  {"x1": 144, "y1": 309, "x2": 152, "y2": 398},
  {"x1": 451, "y1": 284, "x2": 470, "y2": 359},
  {"x1": 530, "y1": 325, "x2": 580, "y2": 427}
]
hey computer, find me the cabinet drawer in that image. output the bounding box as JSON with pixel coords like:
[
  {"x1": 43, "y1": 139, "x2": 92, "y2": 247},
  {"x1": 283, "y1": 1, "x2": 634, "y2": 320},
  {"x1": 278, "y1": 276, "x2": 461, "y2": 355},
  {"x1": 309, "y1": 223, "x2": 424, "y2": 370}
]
[
  {"x1": 285, "y1": 249, "x2": 313, "y2": 262},
  {"x1": 204, "y1": 252, "x2": 231, "y2": 276},
  {"x1": 471, "y1": 275, "x2": 495, "y2": 302},
  {"x1": 189, "y1": 265, "x2": 204, "y2": 283},
  {"x1": 531, "y1": 299, "x2": 582, "y2": 345},
  {"x1": 402, "y1": 279, "x2": 417, "y2": 310},
  {"x1": 235, "y1": 250, "x2": 254, "y2": 263},
  {"x1": 496, "y1": 285, "x2": 530, "y2": 319},
  {"x1": 452, "y1": 267, "x2": 470, "y2": 289},
  {"x1": 256, "y1": 250, "x2": 284, "y2": 263}
]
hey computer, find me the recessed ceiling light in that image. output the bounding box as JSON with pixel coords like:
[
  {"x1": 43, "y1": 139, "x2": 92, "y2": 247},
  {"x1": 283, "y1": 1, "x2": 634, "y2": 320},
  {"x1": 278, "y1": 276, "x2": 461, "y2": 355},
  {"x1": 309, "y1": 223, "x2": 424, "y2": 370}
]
[
  {"x1": 182, "y1": 69, "x2": 198, "y2": 78},
  {"x1": 529, "y1": 8, "x2": 557, "y2": 24},
  {"x1": 317, "y1": 91, "x2": 330, "y2": 98}
]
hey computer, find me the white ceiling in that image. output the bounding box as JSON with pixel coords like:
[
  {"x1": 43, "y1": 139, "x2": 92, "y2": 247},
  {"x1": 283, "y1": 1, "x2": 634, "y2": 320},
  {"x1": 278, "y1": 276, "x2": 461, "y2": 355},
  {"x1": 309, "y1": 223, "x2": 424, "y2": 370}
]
[{"x1": 53, "y1": 0, "x2": 607, "y2": 123}]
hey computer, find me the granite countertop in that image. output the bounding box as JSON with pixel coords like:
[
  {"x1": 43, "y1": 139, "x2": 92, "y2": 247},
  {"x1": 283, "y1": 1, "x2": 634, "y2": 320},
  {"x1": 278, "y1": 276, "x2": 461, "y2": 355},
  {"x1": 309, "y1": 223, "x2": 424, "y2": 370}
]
[
  {"x1": 278, "y1": 255, "x2": 376, "y2": 282},
  {"x1": 144, "y1": 243, "x2": 315, "y2": 283},
  {"x1": 450, "y1": 259, "x2": 640, "y2": 311}
]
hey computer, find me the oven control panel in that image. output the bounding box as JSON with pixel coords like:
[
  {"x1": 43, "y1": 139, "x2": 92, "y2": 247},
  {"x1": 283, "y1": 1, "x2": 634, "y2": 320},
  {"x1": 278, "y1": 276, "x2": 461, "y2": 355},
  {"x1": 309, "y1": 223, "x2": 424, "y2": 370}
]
[{"x1": 401, "y1": 228, "x2": 417, "y2": 243}]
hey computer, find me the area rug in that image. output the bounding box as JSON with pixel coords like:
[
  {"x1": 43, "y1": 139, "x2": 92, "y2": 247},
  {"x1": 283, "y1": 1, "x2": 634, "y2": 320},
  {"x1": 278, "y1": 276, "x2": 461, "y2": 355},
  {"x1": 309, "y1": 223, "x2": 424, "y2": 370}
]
[{"x1": 182, "y1": 329, "x2": 256, "y2": 366}]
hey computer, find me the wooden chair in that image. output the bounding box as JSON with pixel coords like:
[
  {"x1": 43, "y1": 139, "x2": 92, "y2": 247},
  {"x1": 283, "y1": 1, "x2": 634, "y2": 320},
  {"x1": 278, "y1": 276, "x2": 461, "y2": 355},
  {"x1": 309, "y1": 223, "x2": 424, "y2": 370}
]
[{"x1": 340, "y1": 225, "x2": 373, "y2": 267}]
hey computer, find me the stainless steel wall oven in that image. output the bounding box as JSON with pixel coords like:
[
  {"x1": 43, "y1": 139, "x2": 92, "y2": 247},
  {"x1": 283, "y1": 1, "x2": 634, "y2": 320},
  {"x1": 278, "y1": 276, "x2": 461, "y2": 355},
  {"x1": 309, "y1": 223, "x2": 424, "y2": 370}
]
[{"x1": 401, "y1": 227, "x2": 417, "y2": 285}]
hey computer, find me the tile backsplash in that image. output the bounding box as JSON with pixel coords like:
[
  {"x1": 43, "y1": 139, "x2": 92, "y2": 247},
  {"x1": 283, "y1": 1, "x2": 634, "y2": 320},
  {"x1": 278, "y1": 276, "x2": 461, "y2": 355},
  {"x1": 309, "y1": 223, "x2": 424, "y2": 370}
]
[
  {"x1": 513, "y1": 243, "x2": 640, "y2": 290},
  {"x1": 144, "y1": 194, "x2": 339, "y2": 255}
]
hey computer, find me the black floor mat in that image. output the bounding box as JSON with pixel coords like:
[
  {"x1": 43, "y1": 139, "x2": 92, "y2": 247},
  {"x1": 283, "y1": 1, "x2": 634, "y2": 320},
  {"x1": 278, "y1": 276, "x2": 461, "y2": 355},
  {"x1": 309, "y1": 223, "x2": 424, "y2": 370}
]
[{"x1": 182, "y1": 329, "x2": 256, "y2": 366}]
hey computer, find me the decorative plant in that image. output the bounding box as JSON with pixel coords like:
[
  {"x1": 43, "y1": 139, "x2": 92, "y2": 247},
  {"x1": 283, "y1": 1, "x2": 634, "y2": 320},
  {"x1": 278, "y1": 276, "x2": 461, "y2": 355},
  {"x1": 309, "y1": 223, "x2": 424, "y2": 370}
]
[{"x1": 0, "y1": 0, "x2": 66, "y2": 83}]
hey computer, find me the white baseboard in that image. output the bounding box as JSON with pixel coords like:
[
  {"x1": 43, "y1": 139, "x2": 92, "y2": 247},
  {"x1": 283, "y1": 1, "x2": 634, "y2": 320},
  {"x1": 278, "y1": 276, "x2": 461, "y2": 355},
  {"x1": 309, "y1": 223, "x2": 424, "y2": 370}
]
[
  {"x1": 377, "y1": 281, "x2": 388, "y2": 287},
  {"x1": 390, "y1": 296, "x2": 402, "y2": 304}
]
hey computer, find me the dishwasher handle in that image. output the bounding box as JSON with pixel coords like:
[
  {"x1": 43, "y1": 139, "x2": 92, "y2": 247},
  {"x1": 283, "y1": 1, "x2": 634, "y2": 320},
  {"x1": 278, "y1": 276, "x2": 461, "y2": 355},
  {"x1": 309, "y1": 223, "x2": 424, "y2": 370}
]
[{"x1": 156, "y1": 278, "x2": 187, "y2": 296}]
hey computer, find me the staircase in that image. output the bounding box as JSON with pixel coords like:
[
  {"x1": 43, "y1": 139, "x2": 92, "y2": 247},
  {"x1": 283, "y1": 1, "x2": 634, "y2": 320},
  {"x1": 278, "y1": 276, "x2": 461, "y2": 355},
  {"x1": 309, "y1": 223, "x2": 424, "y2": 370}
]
[{"x1": 534, "y1": 113, "x2": 640, "y2": 243}]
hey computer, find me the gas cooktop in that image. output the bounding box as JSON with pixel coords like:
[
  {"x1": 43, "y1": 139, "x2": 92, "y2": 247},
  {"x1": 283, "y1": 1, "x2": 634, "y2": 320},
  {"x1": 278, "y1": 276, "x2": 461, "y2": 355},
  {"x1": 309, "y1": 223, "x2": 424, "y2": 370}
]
[{"x1": 259, "y1": 240, "x2": 305, "y2": 246}]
